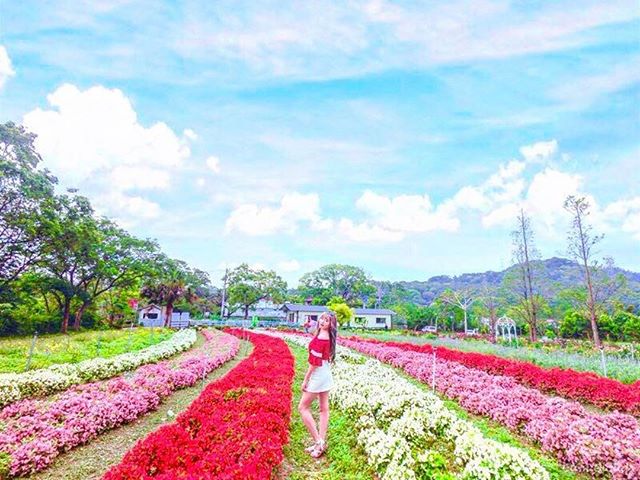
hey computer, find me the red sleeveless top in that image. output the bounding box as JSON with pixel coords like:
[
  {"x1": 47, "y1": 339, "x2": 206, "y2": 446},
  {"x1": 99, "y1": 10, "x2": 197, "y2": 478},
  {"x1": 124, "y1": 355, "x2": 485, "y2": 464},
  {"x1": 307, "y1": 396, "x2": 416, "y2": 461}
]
[{"x1": 308, "y1": 336, "x2": 331, "y2": 366}]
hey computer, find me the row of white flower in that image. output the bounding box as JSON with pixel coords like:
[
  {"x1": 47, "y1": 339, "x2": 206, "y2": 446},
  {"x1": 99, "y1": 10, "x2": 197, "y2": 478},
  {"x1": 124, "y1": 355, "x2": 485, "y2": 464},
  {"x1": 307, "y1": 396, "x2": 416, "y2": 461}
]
[
  {"x1": 267, "y1": 331, "x2": 549, "y2": 480},
  {"x1": 0, "y1": 329, "x2": 197, "y2": 407}
]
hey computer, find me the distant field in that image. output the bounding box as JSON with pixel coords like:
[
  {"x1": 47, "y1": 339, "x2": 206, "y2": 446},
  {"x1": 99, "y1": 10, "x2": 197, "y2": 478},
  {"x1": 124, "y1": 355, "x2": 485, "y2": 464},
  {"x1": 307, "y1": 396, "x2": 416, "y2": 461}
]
[
  {"x1": 343, "y1": 331, "x2": 640, "y2": 384},
  {"x1": 0, "y1": 328, "x2": 173, "y2": 373}
]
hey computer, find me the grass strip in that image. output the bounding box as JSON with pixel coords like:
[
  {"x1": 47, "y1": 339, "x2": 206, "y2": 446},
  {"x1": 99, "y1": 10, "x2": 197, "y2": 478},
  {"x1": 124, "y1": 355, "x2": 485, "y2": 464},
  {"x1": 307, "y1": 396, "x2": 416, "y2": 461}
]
[{"x1": 276, "y1": 342, "x2": 375, "y2": 480}]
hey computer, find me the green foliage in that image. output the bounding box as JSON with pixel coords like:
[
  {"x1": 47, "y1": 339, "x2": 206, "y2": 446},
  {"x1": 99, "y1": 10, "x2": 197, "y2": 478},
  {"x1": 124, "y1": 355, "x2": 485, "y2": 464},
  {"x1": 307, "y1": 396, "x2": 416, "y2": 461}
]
[
  {"x1": 327, "y1": 297, "x2": 354, "y2": 327},
  {"x1": 299, "y1": 264, "x2": 375, "y2": 306},
  {"x1": 392, "y1": 302, "x2": 437, "y2": 329},
  {"x1": 0, "y1": 122, "x2": 58, "y2": 289},
  {"x1": 622, "y1": 312, "x2": 640, "y2": 341},
  {"x1": 227, "y1": 263, "x2": 287, "y2": 319},
  {"x1": 559, "y1": 310, "x2": 589, "y2": 338}
]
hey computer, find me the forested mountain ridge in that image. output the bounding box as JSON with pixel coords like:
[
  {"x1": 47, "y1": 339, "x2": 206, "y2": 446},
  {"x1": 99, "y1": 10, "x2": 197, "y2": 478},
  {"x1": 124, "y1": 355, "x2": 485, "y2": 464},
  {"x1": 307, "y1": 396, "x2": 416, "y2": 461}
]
[{"x1": 377, "y1": 257, "x2": 640, "y2": 306}]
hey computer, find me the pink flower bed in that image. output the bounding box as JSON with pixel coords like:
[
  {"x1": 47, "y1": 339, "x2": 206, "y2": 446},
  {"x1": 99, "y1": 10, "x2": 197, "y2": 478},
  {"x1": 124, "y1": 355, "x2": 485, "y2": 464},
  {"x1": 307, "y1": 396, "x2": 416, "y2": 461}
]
[
  {"x1": 0, "y1": 330, "x2": 239, "y2": 478},
  {"x1": 341, "y1": 337, "x2": 640, "y2": 480}
]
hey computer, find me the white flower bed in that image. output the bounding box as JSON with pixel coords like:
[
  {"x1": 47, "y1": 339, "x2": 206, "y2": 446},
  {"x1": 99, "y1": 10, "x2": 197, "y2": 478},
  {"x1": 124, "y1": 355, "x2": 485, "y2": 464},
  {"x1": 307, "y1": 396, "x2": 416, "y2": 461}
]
[
  {"x1": 0, "y1": 329, "x2": 197, "y2": 407},
  {"x1": 268, "y1": 331, "x2": 549, "y2": 480}
]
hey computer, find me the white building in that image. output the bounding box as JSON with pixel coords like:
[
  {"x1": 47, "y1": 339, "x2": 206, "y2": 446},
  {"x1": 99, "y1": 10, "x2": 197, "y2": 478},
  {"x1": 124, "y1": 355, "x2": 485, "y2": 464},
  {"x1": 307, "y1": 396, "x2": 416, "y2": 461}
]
[
  {"x1": 351, "y1": 308, "x2": 396, "y2": 329},
  {"x1": 138, "y1": 304, "x2": 190, "y2": 328},
  {"x1": 281, "y1": 303, "x2": 396, "y2": 329}
]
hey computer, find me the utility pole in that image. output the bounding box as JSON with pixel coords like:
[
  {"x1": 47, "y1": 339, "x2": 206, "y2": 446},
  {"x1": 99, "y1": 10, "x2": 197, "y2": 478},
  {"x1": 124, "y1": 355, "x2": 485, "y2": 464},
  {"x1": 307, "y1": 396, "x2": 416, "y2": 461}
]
[{"x1": 220, "y1": 268, "x2": 228, "y2": 320}]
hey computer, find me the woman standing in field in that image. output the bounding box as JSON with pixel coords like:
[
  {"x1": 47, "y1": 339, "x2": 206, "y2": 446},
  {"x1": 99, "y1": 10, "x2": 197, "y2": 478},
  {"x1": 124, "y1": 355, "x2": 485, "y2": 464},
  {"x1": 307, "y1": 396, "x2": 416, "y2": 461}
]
[{"x1": 299, "y1": 311, "x2": 337, "y2": 458}]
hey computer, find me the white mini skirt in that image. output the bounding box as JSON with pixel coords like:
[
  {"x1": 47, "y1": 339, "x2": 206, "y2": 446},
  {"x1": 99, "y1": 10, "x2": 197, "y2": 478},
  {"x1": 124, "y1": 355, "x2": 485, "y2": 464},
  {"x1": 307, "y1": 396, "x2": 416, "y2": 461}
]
[{"x1": 306, "y1": 360, "x2": 333, "y2": 393}]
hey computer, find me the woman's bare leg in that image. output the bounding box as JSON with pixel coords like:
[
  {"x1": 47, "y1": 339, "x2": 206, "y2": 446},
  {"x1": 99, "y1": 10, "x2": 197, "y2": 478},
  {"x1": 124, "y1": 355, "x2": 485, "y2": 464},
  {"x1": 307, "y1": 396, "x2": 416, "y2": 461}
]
[
  {"x1": 318, "y1": 391, "x2": 330, "y2": 442},
  {"x1": 298, "y1": 391, "x2": 320, "y2": 443}
]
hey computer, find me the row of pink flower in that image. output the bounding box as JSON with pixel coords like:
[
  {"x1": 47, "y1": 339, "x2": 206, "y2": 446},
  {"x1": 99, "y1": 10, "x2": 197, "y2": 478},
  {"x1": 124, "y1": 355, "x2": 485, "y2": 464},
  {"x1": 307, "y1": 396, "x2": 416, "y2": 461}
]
[
  {"x1": 340, "y1": 337, "x2": 640, "y2": 480},
  {"x1": 0, "y1": 330, "x2": 239, "y2": 478}
]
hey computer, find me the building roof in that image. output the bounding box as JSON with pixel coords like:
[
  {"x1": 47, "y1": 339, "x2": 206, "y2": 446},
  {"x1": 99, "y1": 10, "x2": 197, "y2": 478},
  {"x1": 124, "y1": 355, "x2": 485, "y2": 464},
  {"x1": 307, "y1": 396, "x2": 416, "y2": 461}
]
[
  {"x1": 281, "y1": 303, "x2": 329, "y2": 313},
  {"x1": 353, "y1": 308, "x2": 397, "y2": 315},
  {"x1": 282, "y1": 303, "x2": 396, "y2": 316}
]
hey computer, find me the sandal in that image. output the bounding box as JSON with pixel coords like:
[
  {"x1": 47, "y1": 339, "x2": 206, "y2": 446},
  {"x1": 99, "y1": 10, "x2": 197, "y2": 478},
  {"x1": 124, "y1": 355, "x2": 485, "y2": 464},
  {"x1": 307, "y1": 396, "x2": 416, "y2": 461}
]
[{"x1": 310, "y1": 439, "x2": 327, "y2": 458}]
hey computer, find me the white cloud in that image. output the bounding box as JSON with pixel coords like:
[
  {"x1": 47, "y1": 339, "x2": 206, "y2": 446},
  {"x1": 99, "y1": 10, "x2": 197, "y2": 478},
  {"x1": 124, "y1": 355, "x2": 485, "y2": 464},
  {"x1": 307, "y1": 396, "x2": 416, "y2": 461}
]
[
  {"x1": 23, "y1": 84, "x2": 191, "y2": 184},
  {"x1": 356, "y1": 190, "x2": 460, "y2": 234},
  {"x1": 337, "y1": 218, "x2": 404, "y2": 243},
  {"x1": 603, "y1": 197, "x2": 640, "y2": 240},
  {"x1": 94, "y1": 191, "x2": 162, "y2": 226},
  {"x1": 277, "y1": 259, "x2": 301, "y2": 272},
  {"x1": 0, "y1": 45, "x2": 15, "y2": 89},
  {"x1": 224, "y1": 192, "x2": 326, "y2": 235},
  {"x1": 109, "y1": 166, "x2": 171, "y2": 190},
  {"x1": 520, "y1": 140, "x2": 558, "y2": 163},
  {"x1": 205, "y1": 155, "x2": 221, "y2": 173},
  {"x1": 172, "y1": 1, "x2": 638, "y2": 81},
  {"x1": 551, "y1": 59, "x2": 640, "y2": 108},
  {"x1": 22, "y1": 83, "x2": 196, "y2": 225},
  {"x1": 196, "y1": 177, "x2": 206, "y2": 187},
  {"x1": 183, "y1": 128, "x2": 198, "y2": 140}
]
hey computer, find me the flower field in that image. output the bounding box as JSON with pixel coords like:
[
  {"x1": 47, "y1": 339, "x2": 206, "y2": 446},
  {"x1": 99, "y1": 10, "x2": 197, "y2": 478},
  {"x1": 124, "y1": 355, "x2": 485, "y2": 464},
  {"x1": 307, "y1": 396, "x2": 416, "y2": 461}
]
[
  {"x1": 103, "y1": 329, "x2": 294, "y2": 480},
  {"x1": 0, "y1": 329, "x2": 197, "y2": 408},
  {"x1": 341, "y1": 336, "x2": 640, "y2": 479},
  {"x1": 0, "y1": 330, "x2": 238, "y2": 478},
  {"x1": 267, "y1": 331, "x2": 549, "y2": 480},
  {"x1": 349, "y1": 336, "x2": 640, "y2": 415},
  {"x1": 364, "y1": 333, "x2": 640, "y2": 385}
]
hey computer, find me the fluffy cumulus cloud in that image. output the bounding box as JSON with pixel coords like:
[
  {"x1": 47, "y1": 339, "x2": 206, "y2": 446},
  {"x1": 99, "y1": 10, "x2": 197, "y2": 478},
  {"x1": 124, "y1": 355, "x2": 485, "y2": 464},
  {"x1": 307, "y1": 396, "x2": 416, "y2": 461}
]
[
  {"x1": 22, "y1": 84, "x2": 195, "y2": 225},
  {"x1": 0, "y1": 45, "x2": 15, "y2": 89},
  {"x1": 355, "y1": 190, "x2": 460, "y2": 234},
  {"x1": 224, "y1": 139, "x2": 638, "y2": 245},
  {"x1": 603, "y1": 197, "x2": 640, "y2": 240},
  {"x1": 224, "y1": 192, "x2": 328, "y2": 235}
]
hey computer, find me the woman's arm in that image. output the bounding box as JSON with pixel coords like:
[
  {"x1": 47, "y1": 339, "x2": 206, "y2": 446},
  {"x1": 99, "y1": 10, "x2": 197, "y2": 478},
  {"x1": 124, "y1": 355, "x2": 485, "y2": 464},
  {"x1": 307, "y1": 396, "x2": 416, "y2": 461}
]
[{"x1": 302, "y1": 365, "x2": 317, "y2": 391}]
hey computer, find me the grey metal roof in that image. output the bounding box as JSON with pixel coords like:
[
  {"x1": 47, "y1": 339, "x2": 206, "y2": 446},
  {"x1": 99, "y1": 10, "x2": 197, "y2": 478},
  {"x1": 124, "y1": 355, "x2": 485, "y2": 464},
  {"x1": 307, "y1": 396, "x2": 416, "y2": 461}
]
[
  {"x1": 281, "y1": 303, "x2": 329, "y2": 313},
  {"x1": 353, "y1": 308, "x2": 396, "y2": 315}
]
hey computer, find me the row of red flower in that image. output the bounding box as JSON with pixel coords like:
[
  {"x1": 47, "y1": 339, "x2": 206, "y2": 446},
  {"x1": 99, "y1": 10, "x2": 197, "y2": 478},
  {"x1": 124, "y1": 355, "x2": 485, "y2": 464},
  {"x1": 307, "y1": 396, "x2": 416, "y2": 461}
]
[
  {"x1": 103, "y1": 330, "x2": 295, "y2": 480},
  {"x1": 353, "y1": 336, "x2": 640, "y2": 415}
]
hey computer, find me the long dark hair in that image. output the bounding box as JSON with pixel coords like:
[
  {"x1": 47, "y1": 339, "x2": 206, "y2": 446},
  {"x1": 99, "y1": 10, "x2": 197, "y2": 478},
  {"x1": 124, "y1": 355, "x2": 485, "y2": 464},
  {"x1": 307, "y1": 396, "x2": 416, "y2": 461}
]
[{"x1": 317, "y1": 312, "x2": 338, "y2": 363}]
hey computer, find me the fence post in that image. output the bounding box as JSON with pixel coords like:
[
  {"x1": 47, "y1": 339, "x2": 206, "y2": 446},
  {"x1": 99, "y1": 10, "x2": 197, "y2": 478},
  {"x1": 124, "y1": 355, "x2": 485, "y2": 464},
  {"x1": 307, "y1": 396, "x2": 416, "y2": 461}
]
[
  {"x1": 599, "y1": 347, "x2": 607, "y2": 378},
  {"x1": 96, "y1": 332, "x2": 103, "y2": 357},
  {"x1": 431, "y1": 348, "x2": 437, "y2": 391},
  {"x1": 24, "y1": 331, "x2": 39, "y2": 372}
]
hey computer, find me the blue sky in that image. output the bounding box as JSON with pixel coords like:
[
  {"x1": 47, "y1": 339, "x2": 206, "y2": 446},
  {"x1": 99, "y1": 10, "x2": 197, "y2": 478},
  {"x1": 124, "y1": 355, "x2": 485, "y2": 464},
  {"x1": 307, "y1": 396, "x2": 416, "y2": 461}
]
[{"x1": 1, "y1": 1, "x2": 639, "y2": 285}]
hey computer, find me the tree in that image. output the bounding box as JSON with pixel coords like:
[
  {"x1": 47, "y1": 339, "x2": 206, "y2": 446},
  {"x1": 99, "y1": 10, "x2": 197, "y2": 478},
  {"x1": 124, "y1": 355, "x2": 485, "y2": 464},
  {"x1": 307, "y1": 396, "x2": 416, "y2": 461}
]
[
  {"x1": 511, "y1": 209, "x2": 541, "y2": 341},
  {"x1": 39, "y1": 194, "x2": 101, "y2": 333},
  {"x1": 299, "y1": 264, "x2": 375, "y2": 306},
  {"x1": 559, "y1": 309, "x2": 589, "y2": 339},
  {"x1": 141, "y1": 257, "x2": 205, "y2": 327},
  {"x1": 226, "y1": 264, "x2": 287, "y2": 320},
  {"x1": 0, "y1": 122, "x2": 57, "y2": 289},
  {"x1": 70, "y1": 220, "x2": 158, "y2": 329},
  {"x1": 478, "y1": 283, "x2": 502, "y2": 342},
  {"x1": 439, "y1": 288, "x2": 475, "y2": 333},
  {"x1": 392, "y1": 302, "x2": 436, "y2": 330},
  {"x1": 564, "y1": 196, "x2": 607, "y2": 347},
  {"x1": 327, "y1": 297, "x2": 354, "y2": 327}
]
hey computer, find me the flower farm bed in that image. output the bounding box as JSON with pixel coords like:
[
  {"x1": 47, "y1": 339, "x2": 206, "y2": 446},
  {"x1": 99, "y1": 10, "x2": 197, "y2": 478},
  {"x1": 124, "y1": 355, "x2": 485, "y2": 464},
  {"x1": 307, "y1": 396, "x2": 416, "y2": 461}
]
[
  {"x1": 103, "y1": 329, "x2": 295, "y2": 480},
  {"x1": 0, "y1": 330, "x2": 239, "y2": 478},
  {"x1": 342, "y1": 336, "x2": 640, "y2": 479}
]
